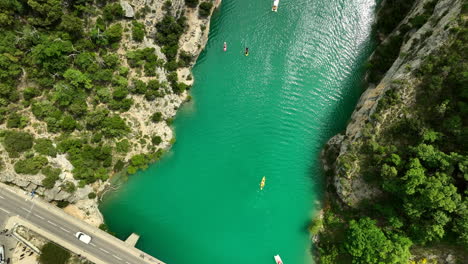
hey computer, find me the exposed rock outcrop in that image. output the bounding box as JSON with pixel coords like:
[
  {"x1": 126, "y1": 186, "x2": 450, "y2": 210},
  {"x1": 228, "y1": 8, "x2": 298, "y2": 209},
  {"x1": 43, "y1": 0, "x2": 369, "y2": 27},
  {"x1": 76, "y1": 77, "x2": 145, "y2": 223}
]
[{"x1": 323, "y1": 0, "x2": 464, "y2": 207}]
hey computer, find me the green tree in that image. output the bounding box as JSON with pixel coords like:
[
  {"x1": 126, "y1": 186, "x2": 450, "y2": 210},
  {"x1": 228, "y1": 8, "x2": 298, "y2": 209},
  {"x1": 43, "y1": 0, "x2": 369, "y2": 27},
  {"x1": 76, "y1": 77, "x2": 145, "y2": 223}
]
[
  {"x1": 34, "y1": 138, "x2": 57, "y2": 157},
  {"x1": 102, "y1": 3, "x2": 124, "y2": 21},
  {"x1": 63, "y1": 68, "x2": 92, "y2": 90},
  {"x1": 132, "y1": 21, "x2": 145, "y2": 42},
  {"x1": 105, "y1": 23, "x2": 123, "y2": 43},
  {"x1": 27, "y1": 0, "x2": 63, "y2": 26},
  {"x1": 345, "y1": 217, "x2": 412, "y2": 264},
  {"x1": 151, "y1": 112, "x2": 162, "y2": 122},
  {"x1": 14, "y1": 156, "x2": 48, "y2": 174},
  {"x1": 59, "y1": 14, "x2": 84, "y2": 38},
  {"x1": 198, "y1": 2, "x2": 213, "y2": 17},
  {"x1": 6, "y1": 113, "x2": 28, "y2": 128},
  {"x1": 3, "y1": 131, "x2": 34, "y2": 154},
  {"x1": 41, "y1": 166, "x2": 61, "y2": 189},
  {"x1": 185, "y1": 0, "x2": 199, "y2": 8},
  {"x1": 39, "y1": 242, "x2": 70, "y2": 264}
]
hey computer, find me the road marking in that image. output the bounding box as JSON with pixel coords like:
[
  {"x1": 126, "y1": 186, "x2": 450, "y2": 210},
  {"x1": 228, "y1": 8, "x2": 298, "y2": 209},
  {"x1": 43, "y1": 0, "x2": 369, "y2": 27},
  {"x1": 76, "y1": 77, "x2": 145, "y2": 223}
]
[
  {"x1": 60, "y1": 227, "x2": 70, "y2": 233},
  {"x1": 34, "y1": 214, "x2": 45, "y2": 220},
  {"x1": 113, "y1": 255, "x2": 122, "y2": 260},
  {"x1": 47, "y1": 220, "x2": 57, "y2": 227},
  {"x1": 21, "y1": 207, "x2": 30, "y2": 212},
  {"x1": 0, "y1": 208, "x2": 10, "y2": 214},
  {"x1": 0, "y1": 195, "x2": 4, "y2": 199},
  {"x1": 99, "y1": 248, "x2": 109, "y2": 254},
  {"x1": 90, "y1": 243, "x2": 96, "y2": 247}
]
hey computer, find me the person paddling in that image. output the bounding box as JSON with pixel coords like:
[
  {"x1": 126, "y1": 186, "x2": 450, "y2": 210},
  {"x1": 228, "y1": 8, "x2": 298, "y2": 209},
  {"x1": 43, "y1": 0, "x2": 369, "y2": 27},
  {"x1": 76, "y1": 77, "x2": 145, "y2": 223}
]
[{"x1": 223, "y1": 42, "x2": 227, "y2": 51}]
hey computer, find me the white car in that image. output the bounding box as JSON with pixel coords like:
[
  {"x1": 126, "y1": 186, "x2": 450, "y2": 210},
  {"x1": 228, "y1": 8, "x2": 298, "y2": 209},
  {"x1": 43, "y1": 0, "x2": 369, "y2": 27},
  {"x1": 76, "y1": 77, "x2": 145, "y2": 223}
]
[{"x1": 75, "y1": 232, "x2": 92, "y2": 244}]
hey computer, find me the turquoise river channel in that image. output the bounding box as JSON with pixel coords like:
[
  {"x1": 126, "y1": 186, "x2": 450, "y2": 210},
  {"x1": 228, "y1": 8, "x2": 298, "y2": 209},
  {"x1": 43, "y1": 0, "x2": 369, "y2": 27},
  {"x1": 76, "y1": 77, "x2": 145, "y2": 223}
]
[{"x1": 100, "y1": 0, "x2": 376, "y2": 263}]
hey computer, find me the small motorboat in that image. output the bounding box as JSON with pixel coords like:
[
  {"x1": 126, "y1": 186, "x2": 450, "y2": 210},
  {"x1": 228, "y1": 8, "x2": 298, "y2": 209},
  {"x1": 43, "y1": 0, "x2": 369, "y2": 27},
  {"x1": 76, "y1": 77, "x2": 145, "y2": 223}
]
[
  {"x1": 245, "y1": 47, "x2": 249, "y2": 56},
  {"x1": 274, "y1": 255, "x2": 283, "y2": 264},
  {"x1": 272, "y1": 0, "x2": 279, "y2": 12},
  {"x1": 223, "y1": 42, "x2": 227, "y2": 51},
  {"x1": 260, "y1": 176, "x2": 266, "y2": 190}
]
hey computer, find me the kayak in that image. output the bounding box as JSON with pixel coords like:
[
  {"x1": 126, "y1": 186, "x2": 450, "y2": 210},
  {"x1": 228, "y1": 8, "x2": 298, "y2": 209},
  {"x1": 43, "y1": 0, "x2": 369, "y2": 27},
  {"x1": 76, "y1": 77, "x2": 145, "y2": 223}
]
[
  {"x1": 274, "y1": 255, "x2": 283, "y2": 264},
  {"x1": 260, "y1": 176, "x2": 266, "y2": 190}
]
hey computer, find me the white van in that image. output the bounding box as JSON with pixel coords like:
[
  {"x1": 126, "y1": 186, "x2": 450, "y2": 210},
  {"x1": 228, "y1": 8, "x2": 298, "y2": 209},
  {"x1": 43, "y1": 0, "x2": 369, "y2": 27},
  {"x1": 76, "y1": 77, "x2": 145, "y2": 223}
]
[{"x1": 75, "y1": 232, "x2": 92, "y2": 244}]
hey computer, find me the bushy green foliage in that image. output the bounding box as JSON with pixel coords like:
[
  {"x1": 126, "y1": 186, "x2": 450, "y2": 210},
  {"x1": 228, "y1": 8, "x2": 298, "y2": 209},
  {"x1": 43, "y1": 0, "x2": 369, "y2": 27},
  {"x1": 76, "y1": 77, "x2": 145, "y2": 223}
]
[
  {"x1": 39, "y1": 242, "x2": 70, "y2": 264},
  {"x1": 14, "y1": 155, "x2": 48, "y2": 175},
  {"x1": 178, "y1": 50, "x2": 193, "y2": 67},
  {"x1": 152, "y1": 135, "x2": 162, "y2": 145},
  {"x1": 103, "y1": 3, "x2": 124, "y2": 22},
  {"x1": 116, "y1": 139, "x2": 130, "y2": 153},
  {"x1": 41, "y1": 166, "x2": 61, "y2": 189},
  {"x1": 199, "y1": 2, "x2": 213, "y2": 18},
  {"x1": 58, "y1": 137, "x2": 113, "y2": 184},
  {"x1": 2, "y1": 130, "x2": 34, "y2": 154},
  {"x1": 126, "y1": 48, "x2": 161, "y2": 76},
  {"x1": 345, "y1": 218, "x2": 412, "y2": 264},
  {"x1": 132, "y1": 21, "x2": 146, "y2": 42},
  {"x1": 155, "y1": 9, "x2": 187, "y2": 60},
  {"x1": 61, "y1": 181, "x2": 76, "y2": 193},
  {"x1": 6, "y1": 113, "x2": 28, "y2": 128},
  {"x1": 151, "y1": 112, "x2": 163, "y2": 122},
  {"x1": 34, "y1": 138, "x2": 57, "y2": 157},
  {"x1": 127, "y1": 154, "x2": 151, "y2": 174},
  {"x1": 185, "y1": 0, "x2": 198, "y2": 8}
]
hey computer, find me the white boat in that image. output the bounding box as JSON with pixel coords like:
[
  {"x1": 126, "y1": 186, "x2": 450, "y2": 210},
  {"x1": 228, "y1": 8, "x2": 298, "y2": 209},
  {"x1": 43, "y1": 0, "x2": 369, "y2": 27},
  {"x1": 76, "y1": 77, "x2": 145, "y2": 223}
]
[
  {"x1": 272, "y1": 0, "x2": 279, "y2": 12},
  {"x1": 274, "y1": 255, "x2": 283, "y2": 264}
]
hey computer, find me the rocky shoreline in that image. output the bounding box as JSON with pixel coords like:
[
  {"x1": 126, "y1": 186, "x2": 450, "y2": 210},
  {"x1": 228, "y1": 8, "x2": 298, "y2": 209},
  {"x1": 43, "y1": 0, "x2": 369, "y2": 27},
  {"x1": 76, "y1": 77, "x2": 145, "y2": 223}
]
[
  {"x1": 0, "y1": 0, "x2": 222, "y2": 227},
  {"x1": 315, "y1": 0, "x2": 466, "y2": 262}
]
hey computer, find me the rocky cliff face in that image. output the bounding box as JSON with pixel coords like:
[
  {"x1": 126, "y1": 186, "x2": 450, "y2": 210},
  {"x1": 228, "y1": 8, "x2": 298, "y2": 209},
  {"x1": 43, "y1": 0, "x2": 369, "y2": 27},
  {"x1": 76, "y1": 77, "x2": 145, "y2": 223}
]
[
  {"x1": 323, "y1": 0, "x2": 464, "y2": 207},
  {"x1": 0, "y1": 0, "x2": 221, "y2": 226}
]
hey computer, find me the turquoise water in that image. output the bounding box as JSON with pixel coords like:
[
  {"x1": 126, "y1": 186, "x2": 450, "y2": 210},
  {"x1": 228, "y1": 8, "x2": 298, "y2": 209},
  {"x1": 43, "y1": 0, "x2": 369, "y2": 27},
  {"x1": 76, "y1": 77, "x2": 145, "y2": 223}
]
[{"x1": 100, "y1": 0, "x2": 375, "y2": 263}]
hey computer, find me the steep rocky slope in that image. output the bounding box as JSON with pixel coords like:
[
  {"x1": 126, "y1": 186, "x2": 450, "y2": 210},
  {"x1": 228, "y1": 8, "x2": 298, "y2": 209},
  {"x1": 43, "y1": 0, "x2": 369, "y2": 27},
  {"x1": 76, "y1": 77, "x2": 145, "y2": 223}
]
[
  {"x1": 0, "y1": 0, "x2": 220, "y2": 225},
  {"x1": 316, "y1": 0, "x2": 467, "y2": 262},
  {"x1": 325, "y1": 0, "x2": 464, "y2": 207}
]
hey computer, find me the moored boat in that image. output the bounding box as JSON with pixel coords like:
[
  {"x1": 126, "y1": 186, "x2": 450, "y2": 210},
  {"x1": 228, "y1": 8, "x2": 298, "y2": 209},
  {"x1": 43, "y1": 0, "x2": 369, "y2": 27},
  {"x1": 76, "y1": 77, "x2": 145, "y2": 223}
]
[
  {"x1": 274, "y1": 255, "x2": 283, "y2": 264},
  {"x1": 272, "y1": 0, "x2": 279, "y2": 12}
]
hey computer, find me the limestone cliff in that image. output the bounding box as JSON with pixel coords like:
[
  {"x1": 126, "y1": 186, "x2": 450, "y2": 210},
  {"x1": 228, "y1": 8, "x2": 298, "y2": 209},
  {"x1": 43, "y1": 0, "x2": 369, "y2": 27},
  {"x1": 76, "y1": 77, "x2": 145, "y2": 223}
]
[{"x1": 323, "y1": 0, "x2": 464, "y2": 207}]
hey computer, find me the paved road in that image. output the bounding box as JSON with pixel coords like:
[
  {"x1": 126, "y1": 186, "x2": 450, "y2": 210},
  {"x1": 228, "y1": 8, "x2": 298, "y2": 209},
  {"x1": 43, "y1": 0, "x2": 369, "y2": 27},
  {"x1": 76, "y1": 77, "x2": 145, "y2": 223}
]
[{"x1": 0, "y1": 184, "x2": 165, "y2": 264}]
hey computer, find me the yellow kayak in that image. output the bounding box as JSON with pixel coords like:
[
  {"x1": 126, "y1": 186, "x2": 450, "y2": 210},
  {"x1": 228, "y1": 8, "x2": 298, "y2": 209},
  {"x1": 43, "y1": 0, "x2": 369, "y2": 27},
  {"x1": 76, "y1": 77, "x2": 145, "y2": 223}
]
[{"x1": 260, "y1": 176, "x2": 266, "y2": 190}]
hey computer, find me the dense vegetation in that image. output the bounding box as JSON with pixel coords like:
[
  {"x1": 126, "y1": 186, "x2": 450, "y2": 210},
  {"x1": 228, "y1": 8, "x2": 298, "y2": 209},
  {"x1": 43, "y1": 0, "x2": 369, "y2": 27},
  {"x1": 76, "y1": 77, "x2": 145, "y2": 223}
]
[
  {"x1": 0, "y1": 0, "x2": 195, "y2": 190},
  {"x1": 39, "y1": 242, "x2": 71, "y2": 264},
  {"x1": 316, "y1": 1, "x2": 467, "y2": 263}
]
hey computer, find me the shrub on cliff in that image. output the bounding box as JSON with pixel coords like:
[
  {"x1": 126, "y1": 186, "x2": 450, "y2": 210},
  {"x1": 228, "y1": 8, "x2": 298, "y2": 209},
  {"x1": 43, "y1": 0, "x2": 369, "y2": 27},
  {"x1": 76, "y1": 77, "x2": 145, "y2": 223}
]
[
  {"x1": 185, "y1": 0, "x2": 199, "y2": 8},
  {"x1": 3, "y1": 130, "x2": 34, "y2": 154},
  {"x1": 6, "y1": 113, "x2": 28, "y2": 128},
  {"x1": 34, "y1": 138, "x2": 57, "y2": 157},
  {"x1": 151, "y1": 112, "x2": 163, "y2": 122},
  {"x1": 132, "y1": 21, "x2": 145, "y2": 42},
  {"x1": 199, "y1": 2, "x2": 213, "y2": 18},
  {"x1": 103, "y1": 3, "x2": 124, "y2": 22},
  {"x1": 14, "y1": 156, "x2": 48, "y2": 175},
  {"x1": 41, "y1": 166, "x2": 61, "y2": 189}
]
